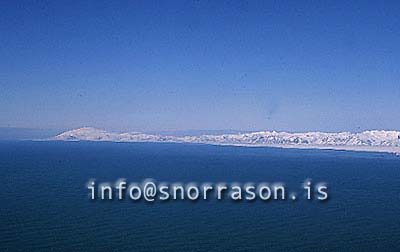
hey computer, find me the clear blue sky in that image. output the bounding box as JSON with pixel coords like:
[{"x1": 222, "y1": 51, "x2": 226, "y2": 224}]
[{"x1": 1, "y1": 1, "x2": 399, "y2": 132}]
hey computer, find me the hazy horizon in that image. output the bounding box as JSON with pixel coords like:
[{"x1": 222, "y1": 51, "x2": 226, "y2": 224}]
[{"x1": 2, "y1": 126, "x2": 400, "y2": 141}]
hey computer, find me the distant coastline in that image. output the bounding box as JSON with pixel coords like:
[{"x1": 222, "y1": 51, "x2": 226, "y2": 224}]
[{"x1": 49, "y1": 127, "x2": 400, "y2": 156}]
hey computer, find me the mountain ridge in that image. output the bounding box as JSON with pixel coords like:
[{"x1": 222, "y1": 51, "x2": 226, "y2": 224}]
[{"x1": 51, "y1": 127, "x2": 400, "y2": 155}]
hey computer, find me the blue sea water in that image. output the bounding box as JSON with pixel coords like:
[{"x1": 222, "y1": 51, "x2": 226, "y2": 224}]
[{"x1": 0, "y1": 141, "x2": 399, "y2": 252}]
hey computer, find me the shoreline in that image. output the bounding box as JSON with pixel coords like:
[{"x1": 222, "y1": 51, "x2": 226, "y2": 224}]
[{"x1": 41, "y1": 138, "x2": 400, "y2": 156}]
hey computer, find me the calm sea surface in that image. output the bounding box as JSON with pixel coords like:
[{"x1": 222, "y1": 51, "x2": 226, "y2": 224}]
[{"x1": 0, "y1": 141, "x2": 399, "y2": 251}]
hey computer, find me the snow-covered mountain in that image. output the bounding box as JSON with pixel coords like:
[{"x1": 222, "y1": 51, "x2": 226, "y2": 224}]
[
  {"x1": 52, "y1": 127, "x2": 177, "y2": 142},
  {"x1": 51, "y1": 127, "x2": 400, "y2": 154}
]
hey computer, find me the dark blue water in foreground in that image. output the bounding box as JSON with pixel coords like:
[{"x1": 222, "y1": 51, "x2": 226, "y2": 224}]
[{"x1": 0, "y1": 141, "x2": 399, "y2": 251}]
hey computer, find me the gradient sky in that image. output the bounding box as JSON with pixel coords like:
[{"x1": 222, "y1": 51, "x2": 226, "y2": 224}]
[{"x1": 1, "y1": 1, "x2": 400, "y2": 132}]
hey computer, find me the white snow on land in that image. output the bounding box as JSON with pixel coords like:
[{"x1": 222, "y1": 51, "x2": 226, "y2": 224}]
[{"x1": 51, "y1": 127, "x2": 400, "y2": 155}]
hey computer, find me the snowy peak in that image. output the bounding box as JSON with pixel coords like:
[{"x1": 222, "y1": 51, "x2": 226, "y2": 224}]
[
  {"x1": 52, "y1": 127, "x2": 175, "y2": 143},
  {"x1": 53, "y1": 127, "x2": 117, "y2": 141}
]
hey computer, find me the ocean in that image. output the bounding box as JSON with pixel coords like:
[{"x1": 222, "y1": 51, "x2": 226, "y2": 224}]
[{"x1": 0, "y1": 141, "x2": 399, "y2": 251}]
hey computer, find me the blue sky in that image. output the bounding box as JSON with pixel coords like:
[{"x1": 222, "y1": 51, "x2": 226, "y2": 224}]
[{"x1": 1, "y1": 1, "x2": 400, "y2": 132}]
